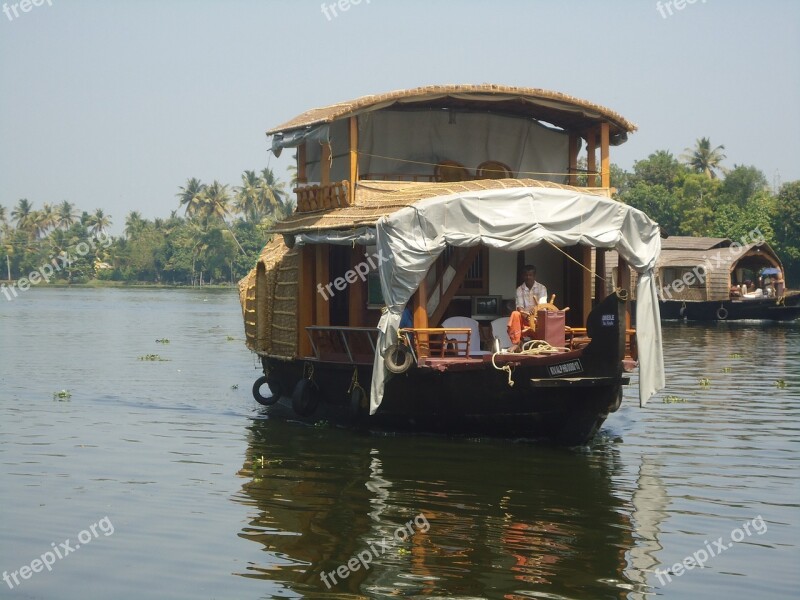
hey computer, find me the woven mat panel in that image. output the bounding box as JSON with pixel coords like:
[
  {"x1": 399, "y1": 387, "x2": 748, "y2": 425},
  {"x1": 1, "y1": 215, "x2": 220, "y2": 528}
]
[
  {"x1": 270, "y1": 178, "x2": 598, "y2": 234},
  {"x1": 268, "y1": 247, "x2": 299, "y2": 357},
  {"x1": 238, "y1": 268, "x2": 258, "y2": 351}
]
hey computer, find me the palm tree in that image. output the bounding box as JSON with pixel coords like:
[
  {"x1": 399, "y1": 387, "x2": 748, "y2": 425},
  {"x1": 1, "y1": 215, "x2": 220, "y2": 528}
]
[
  {"x1": 235, "y1": 170, "x2": 263, "y2": 222},
  {"x1": 260, "y1": 167, "x2": 287, "y2": 210},
  {"x1": 681, "y1": 137, "x2": 728, "y2": 179},
  {"x1": 124, "y1": 211, "x2": 146, "y2": 238},
  {"x1": 36, "y1": 203, "x2": 57, "y2": 237},
  {"x1": 88, "y1": 208, "x2": 112, "y2": 235},
  {"x1": 200, "y1": 181, "x2": 231, "y2": 222},
  {"x1": 11, "y1": 198, "x2": 34, "y2": 231},
  {"x1": 57, "y1": 201, "x2": 78, "y2": 229},
  {"x1": 0, "y1": 205, "x2": 6, "y2": 226},
  {"x1": 177, "y1": 177, "x2": 206, "y2": 219}
]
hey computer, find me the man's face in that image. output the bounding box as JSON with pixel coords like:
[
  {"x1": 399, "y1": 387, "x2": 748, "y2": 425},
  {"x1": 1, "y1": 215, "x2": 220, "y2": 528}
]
[{"x1": 524, "y1": 270, "x2": 536, "y2": 287}]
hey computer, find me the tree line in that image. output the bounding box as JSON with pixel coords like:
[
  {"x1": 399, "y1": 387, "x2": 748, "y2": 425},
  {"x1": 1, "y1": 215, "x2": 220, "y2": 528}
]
[{"x1": 1, "y1": 140, "x2": 799, "y2": 286}]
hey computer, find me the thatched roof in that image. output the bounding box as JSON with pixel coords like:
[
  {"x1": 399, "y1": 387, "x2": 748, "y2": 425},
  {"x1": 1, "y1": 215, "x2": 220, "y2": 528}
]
[
  {"x1": 270, "y1": 178, "x2": 608, "y2": 235},
  {"x1": 267, "y1": 84, "x2": 637, "y2": 142},
  {"x1": 661, "y1": 236, "x2": 731, "y2": 251}
]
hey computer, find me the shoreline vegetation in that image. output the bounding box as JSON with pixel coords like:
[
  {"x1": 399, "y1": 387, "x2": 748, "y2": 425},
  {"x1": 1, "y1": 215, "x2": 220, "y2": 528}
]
[{"x1": 1, "y1": 144, "x2": 799, "y2": 291}]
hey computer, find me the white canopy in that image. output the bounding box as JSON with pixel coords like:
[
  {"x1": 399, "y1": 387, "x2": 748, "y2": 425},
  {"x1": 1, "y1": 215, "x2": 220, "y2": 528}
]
[{"x1": 369, "y1": 186, "x2": 665, "y2": 412}]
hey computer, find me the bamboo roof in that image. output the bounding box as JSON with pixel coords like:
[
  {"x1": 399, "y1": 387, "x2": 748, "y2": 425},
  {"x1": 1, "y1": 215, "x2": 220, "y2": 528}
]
[
  {"x1": 660, "y1": 236, "x2": 731, "y2": 251},
  {"x1": 267, "y1": 84, "x2": 637, "y2": 141},
  {"x1": 270, "y1": 178, "x2": 608, "y2": 235}
]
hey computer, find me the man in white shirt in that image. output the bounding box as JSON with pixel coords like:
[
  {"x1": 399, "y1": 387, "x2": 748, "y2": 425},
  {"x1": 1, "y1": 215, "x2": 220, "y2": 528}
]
[{"x1": 507, "y1": 265, "x2": 548, "y2": 350}]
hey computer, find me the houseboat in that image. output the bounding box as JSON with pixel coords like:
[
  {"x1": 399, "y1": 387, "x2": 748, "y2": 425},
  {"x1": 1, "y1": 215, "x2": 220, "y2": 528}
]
[
  {"x1": 238, "y1": 84, "x2": 665, "y2": 445},
  {"x1": 605, "y1": 236, "x2": 800, "y2": 321}
]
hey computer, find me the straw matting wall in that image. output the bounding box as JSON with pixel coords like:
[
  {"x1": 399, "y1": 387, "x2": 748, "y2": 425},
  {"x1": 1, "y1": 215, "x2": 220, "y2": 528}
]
[
  {"x1": 239, "y1": 237, "x2": 299, "y2": 358},
  {"x1": 271, "y1": 178, "x2": 607, "y2": 235}
]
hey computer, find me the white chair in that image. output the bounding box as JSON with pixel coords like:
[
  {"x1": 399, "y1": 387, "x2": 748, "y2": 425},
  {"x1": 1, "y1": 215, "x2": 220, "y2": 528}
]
[
  {"x1": 441, "y1": 316, "x2": 490, "y2": 356},
  {"x1": 491, "y1": 317, "x2": 512, "y2": 350}
]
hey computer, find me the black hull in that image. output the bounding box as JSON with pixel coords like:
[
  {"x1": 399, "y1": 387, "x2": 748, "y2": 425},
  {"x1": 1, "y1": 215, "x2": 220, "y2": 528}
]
[
  {"x1": 254, "y1": 293, "x2": 629, "y2": 446},
  {"x1": 659, "y1": 292, "x2": 800, "y2": 321}
]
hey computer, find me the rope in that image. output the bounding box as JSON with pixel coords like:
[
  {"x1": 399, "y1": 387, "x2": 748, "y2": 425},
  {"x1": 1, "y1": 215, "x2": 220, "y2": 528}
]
[
  {"x1": 543, "y1": 239, "x2": 606, "y2": 282},
  {"x1": 491, "y1": 340, "x2": 569, "y2": 387}
]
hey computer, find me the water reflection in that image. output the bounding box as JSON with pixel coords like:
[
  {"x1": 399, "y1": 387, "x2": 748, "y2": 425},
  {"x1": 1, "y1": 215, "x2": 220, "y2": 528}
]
[{"x1": 233, "y1": 419, "x2": 650, "y2": 599}]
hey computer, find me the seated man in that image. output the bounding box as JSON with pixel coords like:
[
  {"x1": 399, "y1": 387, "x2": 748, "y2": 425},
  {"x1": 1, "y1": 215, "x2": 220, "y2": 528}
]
[{"x1": 507, "y1": 265, "x2": 547, "y2": 351}]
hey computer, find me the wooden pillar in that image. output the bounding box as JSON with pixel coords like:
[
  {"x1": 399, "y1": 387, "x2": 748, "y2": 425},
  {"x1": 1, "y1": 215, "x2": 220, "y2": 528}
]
[
  {"x1": 297, "y1": 143, "x2": 307, "y2": 184},
  {"x1": 568, "y1": 133, "x2": 579, "y2": 186},
  {"x1": 348, "y1": 117, "x2": 358, "y2": 204},
  {"x1": 596, "y1": 249, "x2": 607, "y2": 300},
  {"x1": 413, "y1": 274, "x2": 429, "y2": 329},
  {"x1": 586, "y1": 128, "x2": 597, "y2": 187},
  {"x1": 581, "y1": 246, "x2": 592, "y2": 326},
  {"x1": 315, "y1": 246, "x2": 330, "y2": 326},
  {"x1": 298, "y1": 246, "x2": 315, "y2": 357},
  {"x1": 321, "y1": 142, "x2": 332, "y2": 186},
  {"x1": 349, "y1": 246, "x2": 365, "y2": 326},
  {"x1": 600, "y1": 122, "x2": 610, "y2": 189},
  {"x1": 617, "y1": 254, "x2": 632, "y2": 328}
]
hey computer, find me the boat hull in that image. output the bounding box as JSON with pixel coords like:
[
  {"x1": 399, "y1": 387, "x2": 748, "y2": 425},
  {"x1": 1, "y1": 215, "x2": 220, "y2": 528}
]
[
  {"x1": 255, "y1": 293, "x2": 630, "y2": 446},
  {"x1": 659, "y1": 292, "x2": 800, "y2": 321}
]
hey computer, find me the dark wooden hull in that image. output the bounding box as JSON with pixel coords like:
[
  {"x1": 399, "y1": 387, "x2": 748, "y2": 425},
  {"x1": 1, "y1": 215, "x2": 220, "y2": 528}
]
[
  {"x1": 255, "y1": 293, "x2": 630, "y2": 446},
  {"x1": 659, "y1": 292, "x2": 800, "y2": 321}
]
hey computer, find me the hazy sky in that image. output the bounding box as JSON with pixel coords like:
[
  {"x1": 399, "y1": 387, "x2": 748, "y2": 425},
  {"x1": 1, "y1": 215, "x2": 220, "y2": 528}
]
[{"x1": 2, "y1": 0, "x2": 798, "y2": 234}]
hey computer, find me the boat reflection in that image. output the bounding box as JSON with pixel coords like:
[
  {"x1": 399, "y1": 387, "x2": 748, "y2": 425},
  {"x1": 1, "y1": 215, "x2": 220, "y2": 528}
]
[{"x1": 233, "y1": 417, "x2": 664, "y2": 598}]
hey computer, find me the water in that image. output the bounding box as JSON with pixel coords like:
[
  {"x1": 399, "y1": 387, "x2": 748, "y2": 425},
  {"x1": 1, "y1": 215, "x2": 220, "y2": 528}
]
[{"x1": 1, "y1": 288, "x2": 798, "y2": 599}]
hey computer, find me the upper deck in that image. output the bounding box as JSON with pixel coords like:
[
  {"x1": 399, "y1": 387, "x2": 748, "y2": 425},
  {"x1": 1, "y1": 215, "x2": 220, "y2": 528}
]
[{"x1": 267, "y1": 84, "x2": 636, "y2": 213}]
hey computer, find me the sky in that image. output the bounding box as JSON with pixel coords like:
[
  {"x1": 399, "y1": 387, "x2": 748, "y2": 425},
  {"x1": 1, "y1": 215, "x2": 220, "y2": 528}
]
[{"x1": 1, "y1": 0, "x2": 798, "y2": 235}]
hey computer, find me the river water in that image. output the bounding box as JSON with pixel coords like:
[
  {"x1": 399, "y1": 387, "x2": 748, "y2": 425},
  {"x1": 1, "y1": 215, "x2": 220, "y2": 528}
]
[{"x1": 0, "y1": 288, "x2": 797, "y2": 599}]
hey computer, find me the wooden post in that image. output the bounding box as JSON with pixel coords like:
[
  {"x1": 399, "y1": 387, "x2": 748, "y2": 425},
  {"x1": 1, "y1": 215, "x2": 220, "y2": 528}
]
[
  {"x1": 349, "y1": 246, "x2": 365, "y2": 326},
  {"x1": 617, "y1": 254, "x2": 632, "y2": 329},
  {"x1": 581, "y1": 246, "x2": 592, "y2": 325},
  {"x1": 568, "y1": 133, "x2": 579, "y2": 186},
  {"x1": 315, "y1": 245, "x2": 330, "y2": 326},
  {"x1": 348, "y1": 117, "x2": 358, "y2": 204},
  {"x1": 321, "y1": 142, "x2": 332, "y2": 186},
  {"x1": 596, "y1": 249, "x2": 607, "y2": 300},
  {"x1": 600, "y1": 122, "x2": 610, "y2": 189},
  {"x1": 586, "y1": 128, "x2": 597, "y2": 187},
  {"x1": 297, "y1": 143, "x2": 307, "y2": 184},
  {"x1": 298, "y1": 246, "x2": 315, "y2": 357},
  {"x1": 413, "y1": 274, "x2": 429, "y2": 329}
]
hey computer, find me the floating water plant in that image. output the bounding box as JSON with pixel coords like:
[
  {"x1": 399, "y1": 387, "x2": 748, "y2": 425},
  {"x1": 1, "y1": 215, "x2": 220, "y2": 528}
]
[
  {"x1": 699, "y1": 378, "x2": 711, "y2": 387},
  {"x1": 53, "y1": 390, "x2": 72, "y2": 400},
  {"x1": 155, "y1": 338, "x2": 170, "y2": 344},
  {"x1": 721, "y1": 367, "x2": 732, "y2": 373},
  {"x1": 226, "y1": 335, "x2": 236, "y2": 341},
  {"x1": 729, "y1": 353, "x2": 742, "y2": 359},
  {"x1": 231, "y1": 384, "x2": 239, "y2": 390},
  {"x1": 775, "y1": 379, "x2": 787, "y2": 388},
  {"x1": 663, "y1": 395, "x2": 686, "y2": 404},
  {"x1": 138, "y1": 354, "x2": 168, "y2": 361}
]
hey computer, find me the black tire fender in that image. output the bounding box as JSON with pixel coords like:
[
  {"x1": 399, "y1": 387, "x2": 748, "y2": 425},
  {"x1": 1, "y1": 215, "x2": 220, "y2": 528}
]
[
  {"x1": 292, "y1": 378, "x2": 319, "y2": 417},
  {"x1": 716, "y1": 306, "x2": 728, "y2": 320},
  {"x1": 252, "y1": 375, "x2": 280, "y2": 406}
]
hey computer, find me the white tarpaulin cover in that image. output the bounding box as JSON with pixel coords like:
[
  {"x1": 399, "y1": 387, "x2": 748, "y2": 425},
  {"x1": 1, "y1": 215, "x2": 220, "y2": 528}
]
[{"x1": 369, "y1": 186, "x2": 665, "y2": 412}]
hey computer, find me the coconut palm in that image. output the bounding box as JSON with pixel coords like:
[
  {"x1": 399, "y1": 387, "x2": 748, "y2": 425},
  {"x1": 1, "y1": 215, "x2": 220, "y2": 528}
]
[
  {"x1": 200, "y1": 180, "x2": 231, "y2": 222},
  {"x1": 235, "y1": 170, "x2": 263, "y2": 222},
  {"x1": 88, "y1": 208, "x2": 112, "y2": 235},
  {"x1": 177, "y1": 177, "x2": 206, "y2": 219},
  {"x1": 0, "y1": 205, "x2": 6, "y2": 226},
  {"x1": 57, "y1": 201, "x2": 78, "y2": 229},
  {"x1": 681, "y1": 137, "x2": 728, "y2": 179},
  {"x1": 36, "y1": 203, "x2": 57, "y2": 237},
  {"x1": 11, "y1": 199, "x2": 34, "y2": 231},
  {"x1": 260, "y1": 167, "x2": 287, "y2": 210},
  {"x1": 125, "y1": 211, "x2": 146, "y2": 238}
]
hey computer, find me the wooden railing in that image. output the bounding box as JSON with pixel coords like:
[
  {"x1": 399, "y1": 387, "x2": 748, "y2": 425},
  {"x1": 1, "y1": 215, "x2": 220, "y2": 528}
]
[
  {"x1": 294, "y1": 180, "x2": 351, "y2": 212},
  {"x1": 401, "y1": 327, "x2": 472, "y2": 359}
]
